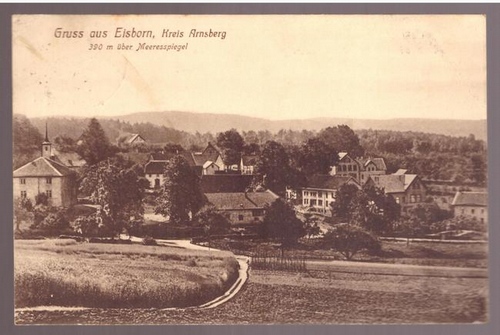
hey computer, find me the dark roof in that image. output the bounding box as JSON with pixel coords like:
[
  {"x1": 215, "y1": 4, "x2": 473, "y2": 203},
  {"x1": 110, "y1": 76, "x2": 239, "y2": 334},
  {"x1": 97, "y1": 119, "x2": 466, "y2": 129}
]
[
  {"x1": 144, "y1": 161, "x2": 167, "y2": 175},
  {"x1": 50, "y1": 150, "x2": 86, "y2": 168},
  {"x1": 206, "y1": 190, "x2": 279, "y2": 210},
  {"x1": 305, "y1": 175, "x2": 359, "y2": 190},
  {"x1": 368, "y1": 174, "x2": 418, "y2": 193},
  {"x1": 150, "y1": 152, "x2": 176, "y2": 161},
  {"x1": 192, "y1": 152, "x2": 220, "y2": 166},
  {"x1": 13, "y1": 157, "x2": 76, "y2": 177},
  {"x1": 201, "y1": 174, "x2": 255, "y2": 193},
  {"x1": 241, "y1": 155, "x2": 258, "y2": 166},
  {"x1": 452, "y1": 192, "x2": 487, "y2": 207}
]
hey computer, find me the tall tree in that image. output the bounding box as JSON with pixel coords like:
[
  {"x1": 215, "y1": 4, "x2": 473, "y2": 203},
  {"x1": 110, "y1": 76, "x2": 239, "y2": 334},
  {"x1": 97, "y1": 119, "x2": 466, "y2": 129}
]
[
  {"x1": 193, "y1": 205, "x2": 231, "y2": 248},
  {"x1": 216, "y1": 129, "x2": 245, "y2": 166},
  {"x1": 261, "y1": 199, "x2": 305, "y2": 256},
  {"x1": 298, "y1": 138, "x2": 339, "y2": 175},
  {"x1": 13, "y1": 114, "x2": 44, "y2": 168},
  {"x1": 76, "y1": 118, "x2": 116, "y2": 166},
  {"x1": 318, "y1": 125, "x2": 365, "y2": 158},
  {"x1": 331, "y1": 184, "x2": 400, "y2": 234},
  {"x1": 255, "y1": 141, "x2": 304, "y2": 195},
  {"x1": 155, "y1": 155, "x2": 206, "y2": 225},
  {"x1": 79, "y1": 157, "x2": 147, "y2": 237}
]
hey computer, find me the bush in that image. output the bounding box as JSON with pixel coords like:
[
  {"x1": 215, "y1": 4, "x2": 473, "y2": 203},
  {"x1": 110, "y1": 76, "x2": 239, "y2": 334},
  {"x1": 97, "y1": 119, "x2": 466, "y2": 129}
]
[
  {"x1": 142, "y1": 236, "x2": 157, "y2": 246},
  {"x1": 323, "y1": 224, "x2": 381, "y2": 260}
]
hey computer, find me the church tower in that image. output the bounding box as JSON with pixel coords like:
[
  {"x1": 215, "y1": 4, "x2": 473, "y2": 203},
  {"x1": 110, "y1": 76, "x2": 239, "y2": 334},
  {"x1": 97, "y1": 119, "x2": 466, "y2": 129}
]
[{"x1": 42, "y1": 123, "x2": 52, "y2": 158}]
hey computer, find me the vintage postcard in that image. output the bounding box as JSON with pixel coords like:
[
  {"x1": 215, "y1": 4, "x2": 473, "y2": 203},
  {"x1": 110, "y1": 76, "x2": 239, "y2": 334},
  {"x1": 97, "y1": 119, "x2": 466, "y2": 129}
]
[{"x1": 12, "y1": 14, "x2": 488, "y2": 325}]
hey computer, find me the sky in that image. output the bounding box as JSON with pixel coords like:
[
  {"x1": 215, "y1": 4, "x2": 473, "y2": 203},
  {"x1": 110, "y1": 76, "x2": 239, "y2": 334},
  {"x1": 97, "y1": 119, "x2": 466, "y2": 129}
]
[{"x1": 12, "y1": 15, "x2": 486, "y2": 120}]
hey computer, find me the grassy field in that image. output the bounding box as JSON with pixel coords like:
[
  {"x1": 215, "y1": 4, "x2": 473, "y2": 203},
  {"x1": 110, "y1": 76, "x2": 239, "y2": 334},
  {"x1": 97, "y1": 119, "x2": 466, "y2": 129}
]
[
  {"x1": 15, "y1": 268, "x2": 488, "y2": 324},
  {"x1": 15, "y1": 239, "x2": 239, "y2": 308},
  {"x1": 211, "y1": 239, "x2": 488, "y2": 268}
]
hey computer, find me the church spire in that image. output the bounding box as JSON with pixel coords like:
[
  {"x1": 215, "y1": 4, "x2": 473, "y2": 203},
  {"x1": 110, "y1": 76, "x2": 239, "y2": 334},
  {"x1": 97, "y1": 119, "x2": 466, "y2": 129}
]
[{"x1": 42, "y1": 122, "x2": 52, "y2": 158}]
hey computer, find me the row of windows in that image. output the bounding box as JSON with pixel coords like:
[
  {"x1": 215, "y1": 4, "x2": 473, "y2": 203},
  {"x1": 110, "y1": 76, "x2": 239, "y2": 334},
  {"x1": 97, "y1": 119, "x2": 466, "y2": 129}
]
[
  {"x1": 395, "y1": 194, "x2": 422, "y2": 204},
  {"x1": 304, "y1": 199, "x2": 334, "y2": 207},
  {"x1": 19, "y1": 177, "x2": 52, "y2": 184},
  {"x1": 303, "y1": 191, "x2": 335, "y2": 198},
  {"x1": 20, "y1": 190, "x2": 52, "y2": 198},
  {"x1": 338, "y1": 164, "x2": 358, "y2": 172},
  {"x1": 461, "y1": 208, "x2": 485, "y2": 215}
]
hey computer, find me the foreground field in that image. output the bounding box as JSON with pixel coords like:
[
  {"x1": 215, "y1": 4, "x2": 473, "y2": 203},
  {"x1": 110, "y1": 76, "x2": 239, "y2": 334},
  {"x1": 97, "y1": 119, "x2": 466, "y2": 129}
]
[
  {"x1": 14, "y1": 239, "x2": 239, "y2": 308},
  {"x1": 16, "y1": 268, "x2": 488, "y2": 324}
]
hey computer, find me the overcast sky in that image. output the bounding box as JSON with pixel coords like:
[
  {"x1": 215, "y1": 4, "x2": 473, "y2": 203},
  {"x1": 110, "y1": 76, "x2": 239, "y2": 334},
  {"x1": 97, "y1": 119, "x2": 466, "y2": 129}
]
[{"x1": 12, "y1": 15, "x2": 486, "y2": 120}]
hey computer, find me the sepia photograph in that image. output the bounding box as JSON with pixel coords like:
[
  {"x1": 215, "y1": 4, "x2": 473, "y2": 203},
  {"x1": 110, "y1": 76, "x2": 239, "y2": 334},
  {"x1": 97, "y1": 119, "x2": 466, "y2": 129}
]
[{"x1": 11, "y1": 14, "x2": 488, "y2": 325}]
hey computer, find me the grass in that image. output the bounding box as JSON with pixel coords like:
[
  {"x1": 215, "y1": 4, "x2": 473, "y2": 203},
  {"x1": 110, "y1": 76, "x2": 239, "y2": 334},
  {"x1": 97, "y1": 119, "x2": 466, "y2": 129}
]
[
  {"x1": 15, "y1": 269, "x2": 489, "y2": 324},
  {"x1": 210, "y1": 239, "x2": 488, "y2": 268},
  {"x1": 14, "y1": 239, "x2": 239, "y2": 309}
]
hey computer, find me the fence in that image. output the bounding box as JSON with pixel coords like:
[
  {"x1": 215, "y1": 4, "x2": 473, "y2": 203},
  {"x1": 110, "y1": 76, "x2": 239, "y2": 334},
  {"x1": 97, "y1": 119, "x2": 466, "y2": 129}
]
[{"x1": 251, "y1": 251, "x2": 306, "y2": 272}]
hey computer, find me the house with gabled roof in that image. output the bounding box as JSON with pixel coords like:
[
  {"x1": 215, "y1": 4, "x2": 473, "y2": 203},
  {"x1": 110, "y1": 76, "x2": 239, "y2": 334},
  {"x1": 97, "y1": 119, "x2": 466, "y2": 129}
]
[
  {"x1": 330, "y1": 152, "x2": 387, "y2": 185},
  {"x1": 451, "y1": 191, "x2": 488, "y2": 224},
  {"x1": 300, "y1": 175, "x2": 361, "y2": 216},
  {"x1": 118, "y1": 133, "x2": 147, "y2": 147},
  {"x1": 13, "y1": 127, "x2": 77, "y2": 207},
  {"x1": 365, "y1": 171, "x2": 427, "y2": 214},
  {"x1": 205, "y1": 189, "x2": 279, "y2": 226}
]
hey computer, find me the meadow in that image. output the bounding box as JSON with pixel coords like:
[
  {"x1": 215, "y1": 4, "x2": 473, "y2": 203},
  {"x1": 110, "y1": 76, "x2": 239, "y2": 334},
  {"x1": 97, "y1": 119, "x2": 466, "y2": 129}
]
[{"x1": 14, "y1": 239, "x2": 239, "y2": 308}]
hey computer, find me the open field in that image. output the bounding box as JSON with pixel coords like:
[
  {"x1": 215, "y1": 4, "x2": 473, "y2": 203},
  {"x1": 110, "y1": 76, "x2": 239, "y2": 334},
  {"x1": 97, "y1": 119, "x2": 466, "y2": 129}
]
[
  {"x1": 211, "y1": 239, "x2": 488, "y2": 268},
  {"x1": 15, "y1": 268, "x2": 488, "y2": 324},
  {"x1": 14, "y1": 239, "x2": 239, "y2": 309}
]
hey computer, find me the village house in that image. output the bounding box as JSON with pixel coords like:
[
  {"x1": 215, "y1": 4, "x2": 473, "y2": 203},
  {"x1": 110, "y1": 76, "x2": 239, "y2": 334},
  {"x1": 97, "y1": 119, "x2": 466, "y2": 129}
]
[
  {"x1": 451, "y1": 191, "x2": 488, "y2": 224},
  {"x1": 144, "y1": 143, "x2": 227, "y2": 188},
  {"x1": 365, "y1": 170, "x2": 427, "y2": 214},
  {"x1": 330, "y1": 152, "x2": 387, "y2": 185},
  {"x1": 118, "y1": 133, "x2": 147, "y2": 147},
  {"x1": 205, "y1": 188, "x2": 279, "y2": 226},
  {"x1": 13, "y1": 129, "x2": 78, "y2": 207},
  {"x1": 300, "y1": 175, "x2": 361, "y2": 216}
]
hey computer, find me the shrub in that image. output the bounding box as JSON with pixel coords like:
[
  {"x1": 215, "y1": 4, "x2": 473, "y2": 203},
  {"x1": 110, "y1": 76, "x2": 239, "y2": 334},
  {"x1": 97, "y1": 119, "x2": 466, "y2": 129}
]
[
  {"x1": 323, "y1": 224, "x2": 381, "y2": 260},
  {"x1": 142, "y1": 236, "x2": 157, "y2": 246}
]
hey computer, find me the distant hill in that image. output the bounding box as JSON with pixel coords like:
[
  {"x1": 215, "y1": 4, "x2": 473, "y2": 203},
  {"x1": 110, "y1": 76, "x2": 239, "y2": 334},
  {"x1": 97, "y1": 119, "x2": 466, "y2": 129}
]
[
  {"x1": 107, "y1": 111, "x2": 487, "y2": 141},
  {"x1": 28, "y1": 111, "x2": 487, "y2": 141}
]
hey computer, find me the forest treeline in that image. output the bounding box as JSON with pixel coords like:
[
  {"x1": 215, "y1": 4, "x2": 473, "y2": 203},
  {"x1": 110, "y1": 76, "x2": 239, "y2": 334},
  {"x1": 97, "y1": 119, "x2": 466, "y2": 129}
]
[{"x1": 14, "y1": 114, "x2": 487, "y2": 185}]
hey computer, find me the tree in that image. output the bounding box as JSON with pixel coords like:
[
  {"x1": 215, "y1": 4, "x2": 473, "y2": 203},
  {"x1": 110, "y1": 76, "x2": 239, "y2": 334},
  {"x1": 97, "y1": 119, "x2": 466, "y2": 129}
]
[
  {"x1": 193, "y1": 205, "x2": 231, "y2": 248},
  {"x1": 318, "y1": 125, "x2": 364, "y2": 158},
  {"x1": 54, "y1": 135, "x2": 77, "y2": 153},
  {"x1": 255, "y1": 141, "x2": 304, "y2": 196},
  {"x1": 163, "y1": 143, "x2": 185, "y2": 155},
  {"x1": 216, "y1": 129, "x2": 245, "y2": 166},
  {"x1": 155, "y1": 155, "x2": 206, "y2": 226},
  {"x1": 323, "y1": 224, "x2": 380, "y2": 260},
  {"x1": 79, "y1": 157, "x2": 147, "y2": 238},
  {"x1": 298, "y1": 138, "x2": 339, "y2": 175},
  {"x1": 14, "y1": 197, "x2": 34, "y2": 232},
  {"x1": 303, "y1": 213, "x2": 321, "y2": 240},
  {"x1": 261, "y1": 199, "x2": 305, "y2": 256},
  {"x1": 76, "y1": 118, "x2": 116, "y2": 166},
  {"x1": 13, "y1": 114, "x2": 44, "y2": 168},
  {"x1": 331, "y1": 184, "x2": 400, "y2": 234}
]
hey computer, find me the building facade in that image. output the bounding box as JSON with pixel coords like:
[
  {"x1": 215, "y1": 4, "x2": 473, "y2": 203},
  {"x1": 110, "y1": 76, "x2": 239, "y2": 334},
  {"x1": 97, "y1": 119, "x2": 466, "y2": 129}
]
[
  {"x1": 451, "y1": 191, "x2": 488, "y2": 224},
  {"x1": 13, "y1": 132, "x2": 77, "y2": 207}
]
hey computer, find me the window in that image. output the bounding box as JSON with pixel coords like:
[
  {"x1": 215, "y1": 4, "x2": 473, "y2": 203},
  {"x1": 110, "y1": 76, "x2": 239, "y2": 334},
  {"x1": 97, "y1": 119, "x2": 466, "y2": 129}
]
[
  {"x1": 348, "y1": 165, "x2": 352, "y2": 171},
  {"x1": 46, "y1": 177, "x2": 52, "y2": 184},
  {"x1": 395, "y1": 197, "x2": 400, "y2": 204},
  {"x1": 20, "y1": 178, "x2": 26, "y2": 184},
  {"x1": 353, "y1": 165, "x2": 357, "y2": 171},
  {"x1": 410, "y1": 195, "x2": 416, "y2": 203},
  {"x1": 318, "y1": 200, "x2": 323, "y2": 206},
  {"x1": 238, "y1": 215, "x2": 244, "y2": 221},
  {"x1": 481, "y1": 209, "x2": 485, "y2": 214},
  {"x1": 318, "y1": 191, "x2": 322, "y2": 197},
  {"x1": 46, "y1": 190, "x2": 52, "y2": 198},
  {"x1": 21, "y1": 191, "x2": 27, "y2": 198},
  {"x1": 402, "y1": 196, "x2": 406, "y2": 203},
  {"x1": 471, "y1": 209, "x2": 475, "y2": 215},
  {"x1": 252, "y1": 209, "x2": 264, "y2": 217},
  {"x1": 416, "y1": 195, "x2": 421, "y2": 202},
  {"x1": 304, "y1": 199, "x2": 309, "y2": 205}
]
